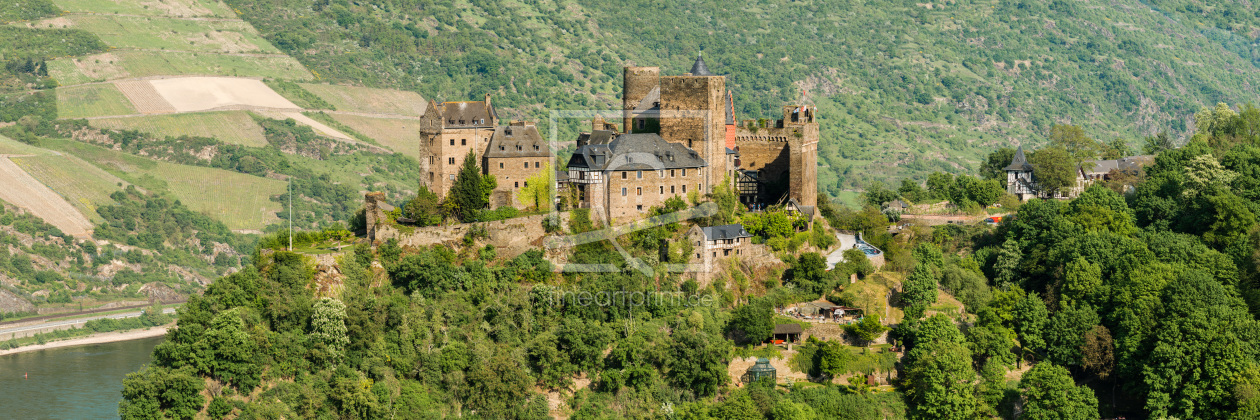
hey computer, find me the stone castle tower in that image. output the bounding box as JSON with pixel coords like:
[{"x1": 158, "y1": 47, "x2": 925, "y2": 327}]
[
  {"x1": 418, "y1": 95, "x2": 498, "y2": 199},
  {"x1": 620, "y1": 55, "x2": 818, "y2": 207}
]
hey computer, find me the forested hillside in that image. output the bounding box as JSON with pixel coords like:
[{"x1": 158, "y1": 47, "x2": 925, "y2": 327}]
[
  {"x1": 227, "y1": 0, "x2": 1260, "y2": 198},
  {"x1": 119, "y1": 105, "x2": 1260, "y2": 419}
]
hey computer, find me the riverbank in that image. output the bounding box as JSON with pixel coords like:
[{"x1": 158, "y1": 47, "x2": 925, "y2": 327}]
[{"x1": 0, "y1": 325, "x2": 169, "y2": 356}]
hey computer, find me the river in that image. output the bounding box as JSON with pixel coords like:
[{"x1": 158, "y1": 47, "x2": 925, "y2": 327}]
[{"x1": 0, "y1": 336, "x2": 163, "y2": 419}]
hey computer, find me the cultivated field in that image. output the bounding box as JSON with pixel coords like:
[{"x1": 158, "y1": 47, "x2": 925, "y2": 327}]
[
  {"x1": 11, "y1": 153, "x2": 130, "y2": 223},
  {"x1": 146, "y1": 162, "x2": 285, "y2": 230},
  {"x1": 254, "y1": 110, "x2": 353, "y2": 141},
  {"x1": 89, "y1": 111, "x2": 267, "y2": 146},
  {"x1": 150, "y1": 77, "x2": 298, "y2": 112},
  {"x1": 49, "y1": 51, "x2": 311, "y2": 84},
  {"x1": 329, "y1": 114, "x2": 420, "y2": 158},
  {"x1": 49, "y1": 139, "x2": 286, "y2": 230},
  {"x1": 33, "y1": 15, "x2": 279, "y2": 54},
  {"x1": 297, "y1": 84, "x2": 427, "y2": 116},
  {"x1": 48, "y1": 0, "x2": 234, "y2": 18},
  {"x1": 0, "y1": 158, "x2": 95, "y2": 237},
  {"x1": 114, "y1": 80, "x2": 177, "y2": 113},
  {"x1": 0, "y1": 134, "x2": 53, "y2": 156},
  {"x1": 57, "y1": 84, "x2": 138, "y2": 118}
]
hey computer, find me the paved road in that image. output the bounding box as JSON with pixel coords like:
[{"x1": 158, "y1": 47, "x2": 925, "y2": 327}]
[
  {"x1": 0, "y1": 307, "x2": 177, "y2": 339},
  {"x1": 827, "y1": 232, "x2": 859, "y2": 270}
]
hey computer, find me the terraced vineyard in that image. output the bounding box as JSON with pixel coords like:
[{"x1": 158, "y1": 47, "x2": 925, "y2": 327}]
[
  {"x1": 29, "y1": 15, "x2": 280, "y2": 54},
  {"x1": 90, "y1": 111, "x2": 267, "y2": 146},
  {"x1": 56, "y1": 84, "x2": 137, "y2": 118},
  {"x1": 298, "y1": 83, "x2": 427, "y2": 116},
  {"x1": 328, "y1": 113, "x2": 420, "y2": 158},
  {"x1": 10, "y1": 153, "x2": 129, "y2": 222},
  {"x1": 49, "y1": 0, "x2": 234, "y2": 18}
]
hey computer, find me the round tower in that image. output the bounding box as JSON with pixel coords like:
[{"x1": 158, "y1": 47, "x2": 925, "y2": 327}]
[{"x1": 623, "y1": 66, "x2": 659, "y2": 132}]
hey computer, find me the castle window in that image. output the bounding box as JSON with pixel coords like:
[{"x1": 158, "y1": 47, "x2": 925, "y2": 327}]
[
  {"x1": 534, "y1": 145, "x2": 540, "y2": 151},
  {"x1": 622, "y1": 188, "x2": 627, "y2": 196},
  {"x1": 682, "y1": 184, "x2": 687, "y2": 193},
  {"x1": 622, "y1": 172, "x2": 627, "y2": 179},
  {"x1": 637, "y1": 205, "x2": 643, "y2": 211},
  {"x1": 682, "y1": 168, "x2": 687, "y2": 176},
  {"x1": 524, "y1": 162, "x2": 529, "y2": 168},
  {"x1": 688, "y1": 139, "x2": 693, "y2": 148},
  {"x1": 450, "y1": 174, "x2": 456, "y2": 180},
  {"x1": 670, "y1": 170, "x2": 676, "y2": 177},
  {"x1": 637, "y1": 171, "x2": 642, "y2": 179},
  {"x1": 517, "y1": 145, "x2": 522, "y2": 151},
  {"x1": 671, "y1": 186, "x2": 675, "y2": 194},
  {"x1": 515, "y1": 182, "x2": 519, "y2": 188},
  {"x1": 536, "y1": 162, "x2": 541, "y2": 168},
  {"x1": 449, "y1": 157, "x2": 456, "y2": 165},
  {"x1": 660, "y1": 186, "x2": 664, "y2": 194},
  {"x1": 500, "y1": 145, "x2": 505, "y2": 150},
  {"x1": 637, "y1": 187, "x2": 642, "y2": 196},
  {"x1": 499, "y1": 162, "x2": 504, "y2": 169},
  {"x1": 524, "y1": 181, "x2": 528, "y2": 187},
  {"x1": 429, "y1": 172, "x2": 434, "y2": 182},
  {"x1": 461, "y1": 139, "x2": 467, "y2": 146},
  {"x1": 450, "y1": 139, "x2": 455, "y2": 146},
  {"x1": 429, "y1": 156, "x2": 434, "y2": 164}
]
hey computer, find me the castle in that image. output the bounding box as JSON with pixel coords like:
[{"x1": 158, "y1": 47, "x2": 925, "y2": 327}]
[{"x1": 418, "y1": 55, "x2": 820, "y2": 224}]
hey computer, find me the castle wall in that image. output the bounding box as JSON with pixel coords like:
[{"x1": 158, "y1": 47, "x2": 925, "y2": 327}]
[
  {"x1": 734, "y1": 131, "x2": 793, "y2": 185},
  {"x1": 372, "y1": 212, "x2": 570, "y2": 260}
]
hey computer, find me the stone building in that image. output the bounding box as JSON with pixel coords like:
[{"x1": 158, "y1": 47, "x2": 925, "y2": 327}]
[
  {"x1": 483, "y1": 121, "x2": 549, "y2": 209},
  {"x1": 419, "y1": 95, "x2": 498, "y2": 200},
  {"x1": 419, "y1": 95, "x2": 551, "y2": 209},
  {"x1": 566, "y1": 131, "x2": 707, "y2": 224},
  {"x1": 619, "y1": 55, "x2": 818, "y2": 209},
  {"x1": 1005, "y1": 145, "x2": 1154, "y2": 200},
  {"x1": 687, "y1": 223, "x2": 752, "y2": 275}
]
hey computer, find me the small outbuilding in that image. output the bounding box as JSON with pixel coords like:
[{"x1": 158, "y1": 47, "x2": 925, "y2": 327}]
[
  {"x1": 772, "y1": 323, "x2": 803, "y2": 344},
  {"x1": 741, "y1": 358, "x2": 777, "y2": 385}
]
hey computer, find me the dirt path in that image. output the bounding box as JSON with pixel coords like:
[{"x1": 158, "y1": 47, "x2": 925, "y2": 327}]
[
  {"x1": 900, "y1": 213, "x2": 1007, "y2": 226},
  {"x1": 0, "y1": 157, "x2": 93, "y2": 238},
  {"x1": 0, "y1": 326, "x2": 169, "y2": 356}
]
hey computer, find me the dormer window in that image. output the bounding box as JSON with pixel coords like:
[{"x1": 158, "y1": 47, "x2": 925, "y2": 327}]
[
  {"x1": 459, "y1": 120, "x2": 465, "y2": 125},
  {"x1": 533, "y1": 145, "x2": 539, "y2": 151}
]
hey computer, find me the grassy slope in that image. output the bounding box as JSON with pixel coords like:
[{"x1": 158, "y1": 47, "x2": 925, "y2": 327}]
[
  {"x1": 297, "y1": 83, "x2": 427, "y2": 115},
  {"x1": 90, "y1": 111, "x2": 268, "y2": 147},
  {"x1": 226, "y1": 0, "x2": 1260, "y2": 196},
  {"x1": 42, "y1": 139, "x2": 285, "y2": 230},
  {"x1": 327, "y1": 113, "x2": 420, "y2": 158},
  {"x1": 10, "y1": 153, "x2": 129, "y2": 223},
  {"x1": 56, "y1": 84, "x2": 137, "y2": 118}
]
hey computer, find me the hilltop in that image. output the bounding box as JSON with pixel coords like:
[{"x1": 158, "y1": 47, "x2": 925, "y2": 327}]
[{"x1": 223, "y1": 0, "x2": 1260, "y2": 202}]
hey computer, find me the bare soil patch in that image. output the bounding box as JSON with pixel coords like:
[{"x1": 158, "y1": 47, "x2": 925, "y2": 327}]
[
  {"x1": 0, "y1": 158, "x2": 93, "y2": 238},
  {"x1": 149, "y1": 77, "x2": 299, "y2": 112},
  {"x1": 114, "y1": 80, "x2": 177, "y2": 114}
]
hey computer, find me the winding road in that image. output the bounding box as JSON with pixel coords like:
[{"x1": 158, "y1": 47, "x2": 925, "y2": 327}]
[{"x1": 0, "y1": 307, "x2": 177, "y2": 340}]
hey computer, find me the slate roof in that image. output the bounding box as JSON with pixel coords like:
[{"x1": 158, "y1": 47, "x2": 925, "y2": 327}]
[
  {"x1": 1005, "y1": 146, "x2": 1034, "y2": 171},
  {"x1": 725, "y1": 90, "x2": 736, "y2": 125},
  {"x1": 484, "y1": 124, "x2": 548, "y2": 159},
  {"x1": 691, "y1": 54, "x2": 715, "y2": 76},
  {"x1": 1081, "y1": 155, "x2": 1155, "y2": 176},
  {"x1": 701, "y1": 224, "x2": 752, "y2": 241},
  {"x1": 440, "y1": 101, "x2": 495, "y2": 127},
  {"x1": 567, "y1": 132, "x2": 707, "y2": 171},
  {"x1": 773, "y1": 324, "x2": 803, "y2": 334},
  {"x1": 633, "y1": 86, "x2": 661, "y2": 113}
]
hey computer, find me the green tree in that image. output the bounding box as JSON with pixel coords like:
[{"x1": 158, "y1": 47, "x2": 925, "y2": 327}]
[
  {"x1": 516, "y1": 162, "x2": 555, "y2": 210},
  {"x1": 1049, "y1": 124, "x2": 1101, "y2": 162},
  {"x1": 927, "y1": 172, "x2": 955, "y2": 201},
  {"x1": 863, "y1": 181, "x2": 899, "y2": 207},
  {"x1": 966, "y1": 324, "x2": 1016, "y2": 369},
  {"x1": 980, "y1": 147, "x2": 1016, "y2": 180},
  {"x1": 1019, "y1": 362, "x2": 1099, "y2": 420},
  {"x1": 404, "y1": 185, "x2": 442, "y2": 226},
  {"x1": 901, "y1": 264, "x2": 938, "y2": 320},
  {"x1": 905, "y1": 340, "x2": 982, "y2": 420},
  {"x1": 1061, "y1": 257, "x2": 1102, "y2": 306},
  {"x1": 666, "y1": 328, "x2": 731, "y2": 397},
  {"x1": 992, "y1": 239, "x2": 1022, "y2": 287},
  {"x1": 119, "y1": 366, "x2": 206, "y2": 420},
  {"x1": 310, "y1": 297, "x2": 350, "y2": 366},
  {"x1": 1044, "y1": 303, "x2": 1099, "y2": 368},
  {"x1": 845, "y1": 315, "x2": 889, "y2": 346},
  {"x1": 728, "y1": 298, "x2": 774, "y2": 344},
  {"x1": 1030, "y1": 147, "x2": 1076, "y2": 196},
  {"x1": 789, "y1": 253, "x2": 831, "y2": 295},
  {"x1": 450, "y1": 150, "x2": 494, "y2": 222},
  {"x1": 899, "y1": 179, "x2": 927, "y2": 202},
  {"x1": 818, "y1": 339, "x2": 853, "y2": 378},
  {"x1": 1102, "y1": 138, "x2": 1132, "y2": 160},
  {"x1": 1013, "y1": 293, "x2": 1049, "y2": 362}
]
